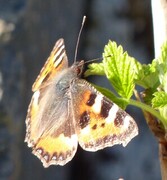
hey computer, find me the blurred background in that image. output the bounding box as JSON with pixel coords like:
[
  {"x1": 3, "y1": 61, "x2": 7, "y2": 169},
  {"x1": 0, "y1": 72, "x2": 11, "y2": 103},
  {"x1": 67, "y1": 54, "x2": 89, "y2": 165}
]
[{"x1": 0, "y1": 0, "x2": 160, "y2": 180}]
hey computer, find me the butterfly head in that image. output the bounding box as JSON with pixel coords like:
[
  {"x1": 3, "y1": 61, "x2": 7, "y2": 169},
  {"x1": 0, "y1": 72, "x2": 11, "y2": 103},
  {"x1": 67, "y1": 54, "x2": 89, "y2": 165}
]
[{"x1": 72, "y1": 60, "x2": 84, "y2": 77}]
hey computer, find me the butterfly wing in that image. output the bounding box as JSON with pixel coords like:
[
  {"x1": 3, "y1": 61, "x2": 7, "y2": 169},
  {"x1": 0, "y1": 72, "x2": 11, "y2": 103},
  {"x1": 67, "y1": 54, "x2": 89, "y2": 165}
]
[
  {"x1": 25, "y1": 39, "x2": 78, "y2": 167},
  {"x1": 71, "y1": 79, "x2": 138, "y2": 151},
  {"x1": 25, "y1": 87, "x2": 78, "y2": 167},
  {"x1": 32, "y1": 38, "x2": 68, "y2": 91}
]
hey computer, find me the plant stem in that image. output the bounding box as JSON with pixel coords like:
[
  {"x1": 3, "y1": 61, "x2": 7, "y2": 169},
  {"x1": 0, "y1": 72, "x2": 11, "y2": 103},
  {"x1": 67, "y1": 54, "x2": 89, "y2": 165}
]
[
  {"x1": 159, "y1": 143, "x2": 167, "y2": 180},
  {"x1": 128, "y1": 99, "x2": 164, "y2": 122}
]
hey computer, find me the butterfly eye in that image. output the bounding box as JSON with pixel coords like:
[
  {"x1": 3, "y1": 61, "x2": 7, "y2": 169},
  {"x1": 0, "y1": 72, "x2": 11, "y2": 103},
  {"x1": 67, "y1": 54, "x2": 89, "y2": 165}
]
[
  {"x1": 74, "y1": 60, "x2": 84, "y2": 76},
  {"x1": 77, "y1": 67, "x2": 82, "y2": 75}
]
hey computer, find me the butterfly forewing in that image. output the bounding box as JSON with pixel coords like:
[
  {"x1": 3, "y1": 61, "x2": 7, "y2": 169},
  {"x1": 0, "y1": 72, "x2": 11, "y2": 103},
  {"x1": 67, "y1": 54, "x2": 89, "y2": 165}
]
[
  {"x1": 25, "y1": 39, "x2": 78, "y2": 167},
  {"x1": 71, "y1": 79, "x2": 138, "y2": 151},
  {"x1": 32, "y1": 39, "x2": 68, "y2": 91}
]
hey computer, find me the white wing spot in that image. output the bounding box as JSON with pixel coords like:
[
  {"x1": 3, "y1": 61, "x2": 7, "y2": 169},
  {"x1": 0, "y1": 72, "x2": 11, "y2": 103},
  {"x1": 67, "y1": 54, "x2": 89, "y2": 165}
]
[
  {"x1": 59, "y1": 156, "x2": 63, "y2": 161},
  {"x1": 33, "y1": 90, "x2": 40, "y2": 105},
  {"x1": 44, "y1": 155, "x2": 49, "y2": 161},
  {"x1": 37, "y1": 149, "x2": 42, "y2": 154},
  {"x1": 105, "y1": 104, "x2": 119, "y2": 124},
  {"x1": 52, "y1": 156, "x2": 57, "y2": 160},
  {"x1": 92, "y1": 94, "x2": 103, "y2": 114},
  {"x1": 123, "y1": 115, "x2": 131, "y2": 129}
]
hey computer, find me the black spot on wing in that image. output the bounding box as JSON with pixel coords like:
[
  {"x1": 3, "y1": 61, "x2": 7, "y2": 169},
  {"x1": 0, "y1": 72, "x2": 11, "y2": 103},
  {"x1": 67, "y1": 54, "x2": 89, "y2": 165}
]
[
  {"x1": 92, "y1": 124, "x2": 97, "y2": 130},
  {"x1": 100, "y1": 97, "x2": 113, "y2": 118},
  {"x1": 100, "y1": 123, "x2": 105, "y2": 128},
  {"x1": 79, "y1": 111, "x2": 90, "y2": 129},
  {"x1": 86, "y1": 93, "x2": 97, "y2": 106}
]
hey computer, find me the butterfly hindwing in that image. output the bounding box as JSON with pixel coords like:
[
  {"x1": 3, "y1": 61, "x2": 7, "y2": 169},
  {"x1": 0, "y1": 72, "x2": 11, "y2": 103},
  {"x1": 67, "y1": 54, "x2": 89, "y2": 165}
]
[
  {"x1": 71, "y1": 79, "x2": 138, "y2": 151},
  {"x1": 32, "y1": 115, "x2": 78, "y2": 167}
]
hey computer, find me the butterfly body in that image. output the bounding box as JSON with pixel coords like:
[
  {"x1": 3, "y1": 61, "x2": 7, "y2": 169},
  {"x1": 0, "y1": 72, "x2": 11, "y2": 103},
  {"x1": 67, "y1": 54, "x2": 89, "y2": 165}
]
[{"x1": 25, "y1": 39, "x2": 138, "y2": 167}]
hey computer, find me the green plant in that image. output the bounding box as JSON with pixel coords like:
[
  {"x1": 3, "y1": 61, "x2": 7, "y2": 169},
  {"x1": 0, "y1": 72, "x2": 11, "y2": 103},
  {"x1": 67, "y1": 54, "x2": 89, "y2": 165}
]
[{"x1": 85, "y1": 40, "x2": 167, "y2": 180}]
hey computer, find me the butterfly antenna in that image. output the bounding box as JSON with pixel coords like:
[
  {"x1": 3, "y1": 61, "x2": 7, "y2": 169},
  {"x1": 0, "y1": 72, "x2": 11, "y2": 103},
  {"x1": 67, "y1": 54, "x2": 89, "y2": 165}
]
[
  {"x1": 84, "y1": 57, "x2": 103, "y2": 64},
  {"x1": 74, "y1": 16, "x2": 86, "y2": 63},
  {"x1": 84, "y1": 55, "x2": 111, "y2": 64}
]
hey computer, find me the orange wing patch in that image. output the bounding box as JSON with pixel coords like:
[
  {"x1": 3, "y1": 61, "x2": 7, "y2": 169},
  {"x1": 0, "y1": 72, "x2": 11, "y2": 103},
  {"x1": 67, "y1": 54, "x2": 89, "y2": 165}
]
[
  {"x1": 77, "y1": 90, "x2": 138, "y2": 151},
  {"x1": 33, "y1": 133, "x2": 78, "y2": 167}
]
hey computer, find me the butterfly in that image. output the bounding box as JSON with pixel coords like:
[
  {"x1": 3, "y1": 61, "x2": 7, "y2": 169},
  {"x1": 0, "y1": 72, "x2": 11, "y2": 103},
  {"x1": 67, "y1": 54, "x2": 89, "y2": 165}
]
[{"x1": 25, "y1": 38, "x2": 138, "y2": 168}]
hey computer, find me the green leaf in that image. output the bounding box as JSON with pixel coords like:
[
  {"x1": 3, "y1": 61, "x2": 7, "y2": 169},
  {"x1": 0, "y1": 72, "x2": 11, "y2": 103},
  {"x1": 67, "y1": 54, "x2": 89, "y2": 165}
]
[
  {"x1": 152, "y1": 91, "x2": 167, "y2": 128},
  {"x1": 103, "y1": 40, "x2": 140, "y2": 99},
  {"x1": 135, "y1": 60, "x2": 159, "y2": 89},
  {"x1": 135, "y1": 43, "x2": 167, "y2": 92},
  {"x1": 84, "y1": 63, "x2": 105, "y2": 77},
  {"x1": 152, "y1": 91, "x2": 167, "y2": 108},
  {"x1": 161, "y1": 72, "x2": 167, "y2": 92},
  {"x1": 156, "y1": 42, "x2": 167, "y2": 92}
]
